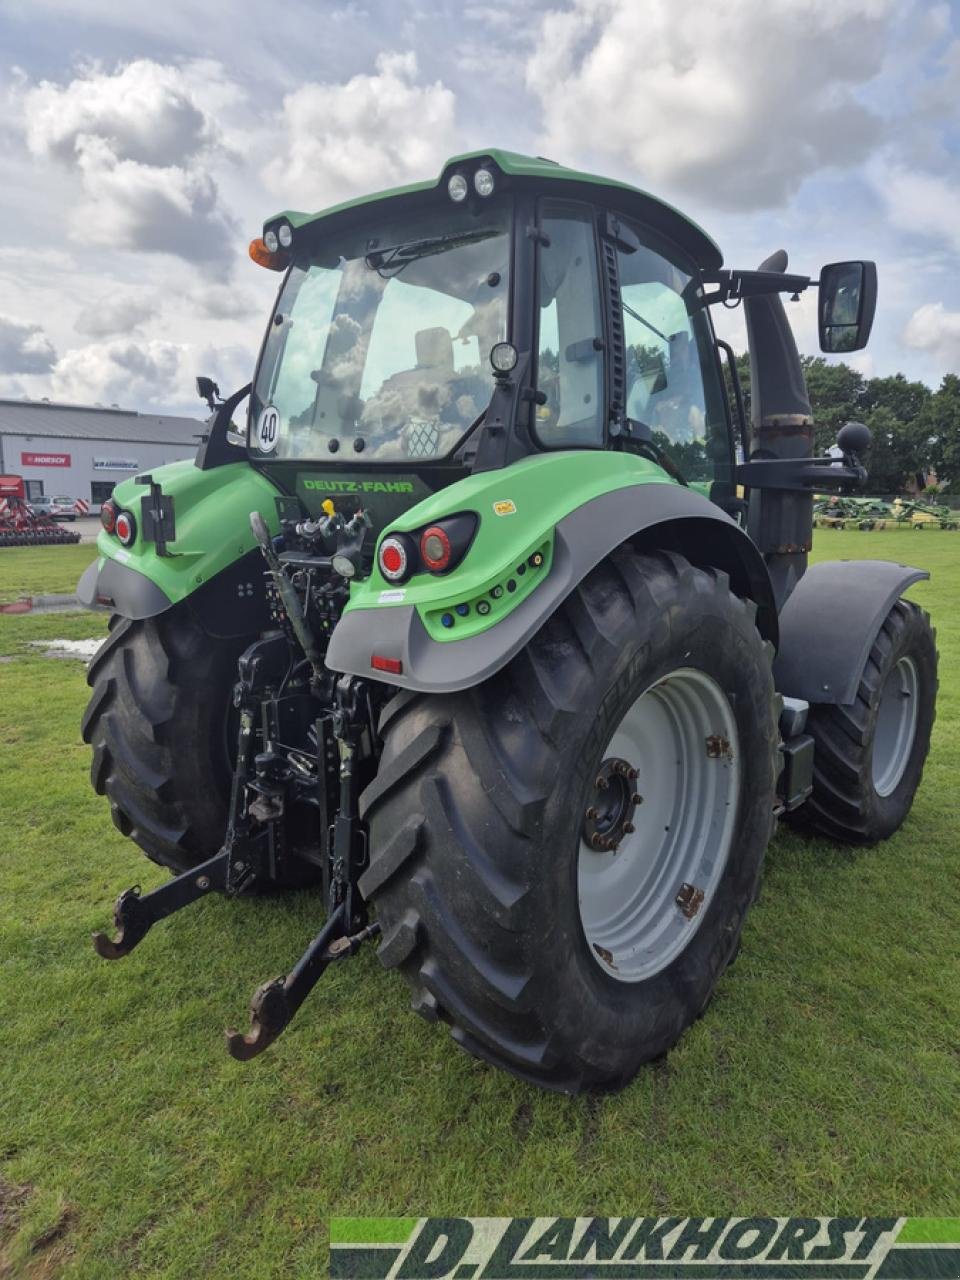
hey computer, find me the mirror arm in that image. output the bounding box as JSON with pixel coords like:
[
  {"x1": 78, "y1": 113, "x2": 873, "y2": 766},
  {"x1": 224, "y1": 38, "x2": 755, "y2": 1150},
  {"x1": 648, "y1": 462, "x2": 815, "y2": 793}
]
[
  {"x1": 195, "y1": 383, "x2": 252, "y2": 472},
  {"x1": 698, "y1": 269, "x2": 812, "y2": 309},
  {"x1": 736, "y1": 455, "x2": 866, "y2": 493}
]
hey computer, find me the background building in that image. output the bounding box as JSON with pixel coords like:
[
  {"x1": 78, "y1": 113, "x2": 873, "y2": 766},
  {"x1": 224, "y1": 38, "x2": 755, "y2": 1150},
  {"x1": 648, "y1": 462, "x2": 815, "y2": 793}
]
[{"x1": 0, "y1": 398, "x2": 204, "y2": 510}]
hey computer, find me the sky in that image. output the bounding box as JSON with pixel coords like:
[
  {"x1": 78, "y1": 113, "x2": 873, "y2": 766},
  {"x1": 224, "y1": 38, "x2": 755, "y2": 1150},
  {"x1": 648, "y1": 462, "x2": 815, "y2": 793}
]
[{"x1": 0, "y1": 0, "x2": 958, "y2": 418}]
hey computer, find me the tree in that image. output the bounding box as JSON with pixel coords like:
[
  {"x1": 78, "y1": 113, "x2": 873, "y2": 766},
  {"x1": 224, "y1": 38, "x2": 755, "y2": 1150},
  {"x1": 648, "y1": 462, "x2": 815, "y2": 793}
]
[
  {"x1": 725, "y1": 351, "x2": 942, "y2": 492},
  {"x1": 861, "y1": 372, "x2": 931, "y2": 424},
  {"x1": 917, "y1": 375, "x2": 960, "y2": 489},
  {"x1": 858, "y1": 405, "x2": 923, "y2": 493},
  {"x1": 799, "y1": 356, "x2": 866, "y2": 454}
]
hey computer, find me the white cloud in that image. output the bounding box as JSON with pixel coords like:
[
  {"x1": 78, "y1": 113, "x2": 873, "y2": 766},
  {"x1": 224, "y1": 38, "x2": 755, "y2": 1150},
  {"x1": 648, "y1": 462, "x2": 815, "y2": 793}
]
[
  {"x1": 45, "y1": 335, "x2": 256, "y2": 412},
  {"x1": 74, "y1": 293, "x2": 158, "y2": 338},
  {"x1": 876, "y1": 163, "x2": 960, "y2": 255},
  {"x1": 23, "y1": 58, "x2": 214, "y2": 166},
  {"x1": 526, "y1": 0, "x2": 893, "y2": 210},
  {"x1": 71, "y1": 137, "x2": 236, "y2": 263},
  {"x1": 20, "y1": 59, "x2": 238, "y2": 265},
  {"x1": 903, "y1": 302, "x2": 960, "y2": 368},
  {"x1": 848, "y1": 350, "x2": 876, "y2": 378},
  {"x1": 50, "y1": 337, "x2": 189, "y2": 406},
  {"x1": 263, "y1": 52, "x2": 457, "y2": 209},
  {"x1": 0, "y1": 315, "x2": 57, "y2": 374},
  {"x1": 191, "y1": 283, "x2": 258, "y2": 321}
]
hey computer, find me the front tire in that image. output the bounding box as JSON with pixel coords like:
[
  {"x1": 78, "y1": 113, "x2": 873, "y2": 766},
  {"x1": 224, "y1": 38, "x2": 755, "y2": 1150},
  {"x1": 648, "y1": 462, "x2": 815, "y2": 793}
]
[
  {"x1": 360, "y1": 550, "x2": 779, "y2": 1092},
  {"x1": 82, "y1": 610, "x2": 252, "y2": 874}
]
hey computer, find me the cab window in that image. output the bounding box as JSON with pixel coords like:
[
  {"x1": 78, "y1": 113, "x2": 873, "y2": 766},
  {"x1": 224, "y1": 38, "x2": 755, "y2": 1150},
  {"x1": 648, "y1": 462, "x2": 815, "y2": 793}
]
[
  {"x1": 535, "y1": 203, "x2": 604, "y2": 447},
  {"x1": 616, "y1": 225, "x2": 728, "y2": 483}
]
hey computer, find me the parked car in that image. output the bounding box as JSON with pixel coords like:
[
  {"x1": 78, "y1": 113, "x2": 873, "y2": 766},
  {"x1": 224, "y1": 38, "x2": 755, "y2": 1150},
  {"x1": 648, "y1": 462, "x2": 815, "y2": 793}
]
[{"x1": 32, "y1": 494, "x2": 78, "y2": 521}]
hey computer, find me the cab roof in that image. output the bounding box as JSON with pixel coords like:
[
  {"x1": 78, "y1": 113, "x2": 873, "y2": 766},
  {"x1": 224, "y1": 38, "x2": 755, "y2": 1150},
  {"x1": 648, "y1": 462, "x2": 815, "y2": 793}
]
[{"x1": 264, "y1": 148, "x2": 723, "y2": 273}]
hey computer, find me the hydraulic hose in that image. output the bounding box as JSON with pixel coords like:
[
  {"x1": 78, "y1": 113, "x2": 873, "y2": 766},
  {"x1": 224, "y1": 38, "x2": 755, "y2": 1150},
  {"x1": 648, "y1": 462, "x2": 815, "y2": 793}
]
[{"x1": 249, "y1": 511, "x2": 325, "y2": 678}]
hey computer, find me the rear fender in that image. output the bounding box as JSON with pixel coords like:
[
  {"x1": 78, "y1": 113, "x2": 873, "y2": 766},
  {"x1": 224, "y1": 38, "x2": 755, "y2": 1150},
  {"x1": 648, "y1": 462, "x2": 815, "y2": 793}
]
[
  {"x1": 77, "y1": 459, "x2": 280, "y2": 637},
  {"x1": 326, "y1": 454, "x2": 776, "y2": 693},
  {"x1": 773, "y1": 560, "x2": 929, "y2": 705}
]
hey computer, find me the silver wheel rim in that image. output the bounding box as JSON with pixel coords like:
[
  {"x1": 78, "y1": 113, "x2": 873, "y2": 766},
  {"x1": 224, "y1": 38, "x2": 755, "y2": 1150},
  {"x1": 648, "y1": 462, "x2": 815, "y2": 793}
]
[
  {"x1": 872, "y1": 656, "x2": 919, "y2": 797},
  {"x1": 577, "y1": 668, "x2": 741, "y2": 983}
]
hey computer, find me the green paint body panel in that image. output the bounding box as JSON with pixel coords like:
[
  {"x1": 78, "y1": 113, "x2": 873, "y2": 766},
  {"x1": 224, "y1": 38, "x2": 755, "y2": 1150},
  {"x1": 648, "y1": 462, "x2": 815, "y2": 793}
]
[
  {"x1": 95, "y1": 459, "x2": 281, "y2": 604},
  {"x1": 347, "y1": 451, "x2": 675, "y2": 642},
  {"x1": 266, "y1": 148, "x2": 722, "y2": 269}
]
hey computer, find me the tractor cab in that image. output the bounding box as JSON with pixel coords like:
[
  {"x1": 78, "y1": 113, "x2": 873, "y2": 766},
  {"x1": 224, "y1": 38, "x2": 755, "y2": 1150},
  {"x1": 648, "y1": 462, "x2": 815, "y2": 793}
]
[{"x1": 240, "y1": 151, "x2": 738, "y2": 531}]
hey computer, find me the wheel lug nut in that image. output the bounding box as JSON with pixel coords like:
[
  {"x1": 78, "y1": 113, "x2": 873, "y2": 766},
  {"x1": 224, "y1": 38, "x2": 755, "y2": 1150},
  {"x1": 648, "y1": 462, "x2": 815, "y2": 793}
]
[
  {"x1": 595, "y1": 775, "x2": 608, "y2": 790},
  {"x1": 586, "y1": 806, "x2": 599, "y2": 820},
  {"x1": 623, "y1": 823, "x2": 635, "y2": 834},
  {"x1": 631, "y1": 793, "x2": 643, "y2": 805},
  {"x1": 627, "y1": 767, "x2": 638, "y2": 780}
]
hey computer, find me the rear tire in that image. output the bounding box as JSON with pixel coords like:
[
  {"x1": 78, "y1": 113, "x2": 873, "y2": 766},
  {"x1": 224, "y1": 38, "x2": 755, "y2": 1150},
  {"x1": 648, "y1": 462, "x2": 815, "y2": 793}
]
[
  {"x1": 791, "y1": 599, "x2": 937, "y2": 844},
  {"x1": 82, "y1": 610, "x2": 251, "y2": 874},
  {"x1": 360, "y1": 550, "x2": 779, "y2": 1092}
]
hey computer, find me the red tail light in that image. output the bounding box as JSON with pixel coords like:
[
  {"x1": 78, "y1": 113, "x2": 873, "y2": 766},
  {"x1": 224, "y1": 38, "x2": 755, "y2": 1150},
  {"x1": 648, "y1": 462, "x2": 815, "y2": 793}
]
[
  {"x1": 378, "y1": 533, "x2": 414, "y2": 583},
  {"x1": 420, "y1": 525, "x2": 452, "y2": 572},
  {"x1": 115, "y1": 510, "x2": 136, "y2": 546},
  {"x1": 371, "y1": 655, "x2": 403, "y2": 674},
  {"x1": 100, "y1": 499, "x2": 117, "y2": 534}
]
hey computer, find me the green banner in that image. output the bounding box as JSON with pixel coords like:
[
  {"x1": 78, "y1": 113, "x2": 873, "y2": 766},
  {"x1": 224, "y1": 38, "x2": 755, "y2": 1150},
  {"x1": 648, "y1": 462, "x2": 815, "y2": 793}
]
[{"x1": 329, "y1": 1218, "x2": 960, "y2": 1280}]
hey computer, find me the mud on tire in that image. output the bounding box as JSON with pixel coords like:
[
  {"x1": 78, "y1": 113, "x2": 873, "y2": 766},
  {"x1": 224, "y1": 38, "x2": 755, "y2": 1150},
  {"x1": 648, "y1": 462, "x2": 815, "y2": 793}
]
[{"x1": 360, "y1": 549, "x2": 780, "y2": 1092}]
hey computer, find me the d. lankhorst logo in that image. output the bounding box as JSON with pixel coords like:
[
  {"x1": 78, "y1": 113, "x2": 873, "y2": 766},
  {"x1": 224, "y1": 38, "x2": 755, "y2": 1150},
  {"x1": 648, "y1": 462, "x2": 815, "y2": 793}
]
[{"x1": 329, "y1": 1216, "x2": 960, "y2": 1280}]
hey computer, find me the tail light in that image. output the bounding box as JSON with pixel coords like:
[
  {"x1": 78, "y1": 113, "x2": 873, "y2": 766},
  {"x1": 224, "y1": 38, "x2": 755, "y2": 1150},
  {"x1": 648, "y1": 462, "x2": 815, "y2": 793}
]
[
  {"x1": 378, "y1": 533, "x2": 415, "y2": 583},
  {"x1": 378, "y1": 513, "x2": 478, "y2": 583},
  {"x1": 100, "y1": 499, "x2": 117, "y2": 534},
  {"x1": 420, "y1": 525, "x2": 452, "y2": 572},
  {"x1": 115, "y1": 510, "x2": 137, "y2": 546}
]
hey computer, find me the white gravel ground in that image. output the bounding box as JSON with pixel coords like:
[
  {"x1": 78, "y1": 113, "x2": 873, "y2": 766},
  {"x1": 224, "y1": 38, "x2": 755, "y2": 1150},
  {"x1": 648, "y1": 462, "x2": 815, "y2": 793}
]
[{"x1": 28, "y1": 638, "x2": 103, "y2": 660}]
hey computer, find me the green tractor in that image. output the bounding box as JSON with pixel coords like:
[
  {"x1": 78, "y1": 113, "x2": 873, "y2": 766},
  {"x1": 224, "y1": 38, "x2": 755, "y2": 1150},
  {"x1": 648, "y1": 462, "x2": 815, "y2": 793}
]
[{"x1": 80, "y1": 151, "x2": 937, "y2": 1092}]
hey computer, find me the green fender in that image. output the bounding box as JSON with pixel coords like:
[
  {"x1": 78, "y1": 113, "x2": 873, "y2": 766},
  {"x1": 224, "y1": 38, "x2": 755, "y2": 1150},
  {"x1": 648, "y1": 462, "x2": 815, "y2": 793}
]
[
  {"x1": 327, "y1": 452, "x2": 777, "y2": 691},
  {"x1": 77, "y1": 459, "x2": 281, "y2": 636}
]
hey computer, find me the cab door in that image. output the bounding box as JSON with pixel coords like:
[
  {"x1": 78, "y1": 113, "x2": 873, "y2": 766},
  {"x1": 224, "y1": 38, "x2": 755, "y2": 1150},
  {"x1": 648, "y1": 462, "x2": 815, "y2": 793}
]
[{"x1": 606, "y1": 212, "x2": 735, "y2": 501}]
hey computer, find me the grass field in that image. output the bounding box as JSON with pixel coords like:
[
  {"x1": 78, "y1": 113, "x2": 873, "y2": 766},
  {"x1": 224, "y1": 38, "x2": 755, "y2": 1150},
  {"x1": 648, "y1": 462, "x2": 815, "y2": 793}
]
[
  {"x1": 0, "y1": 544, "x2": 97, "y2": 601},
  {"x1": 1, "y1": 533, "x2": 958, "y2": 1278}
]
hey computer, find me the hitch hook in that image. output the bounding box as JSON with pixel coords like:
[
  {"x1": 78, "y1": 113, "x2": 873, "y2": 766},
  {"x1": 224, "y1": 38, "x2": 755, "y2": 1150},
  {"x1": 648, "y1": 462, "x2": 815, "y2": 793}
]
[
  {"x1": 224, "y1": 906, "x2": 380, "y2": 1061},
  {"x1": 91, "y1": 850, "x2": 230, "y2": 960}
]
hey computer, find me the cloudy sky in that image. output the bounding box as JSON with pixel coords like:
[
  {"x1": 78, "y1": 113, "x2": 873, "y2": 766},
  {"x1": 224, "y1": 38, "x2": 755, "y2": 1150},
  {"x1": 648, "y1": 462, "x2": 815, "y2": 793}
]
[{"x1": 0, "y1": 0, "x2": 957, "y2": 418}]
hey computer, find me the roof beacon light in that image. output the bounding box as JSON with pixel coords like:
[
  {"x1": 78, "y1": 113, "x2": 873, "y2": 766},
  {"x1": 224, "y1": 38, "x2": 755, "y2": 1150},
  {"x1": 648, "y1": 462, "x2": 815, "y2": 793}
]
[
  {"x1": 474, "y1": 167, "x2": 495, "y2": 197},
  {"x1": 447, "y1": 173, "x2": 469, "y2": 203},
  {"x1": 248, "y1": 238, "x2": 287, "y2": 271}
]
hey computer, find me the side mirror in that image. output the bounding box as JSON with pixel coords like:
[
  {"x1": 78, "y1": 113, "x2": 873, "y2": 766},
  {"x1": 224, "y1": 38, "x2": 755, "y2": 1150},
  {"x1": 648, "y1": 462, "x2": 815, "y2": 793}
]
[
  {"x1": 818, "y1": 261, "x2": 877, "y2": 353},
  {"x1": 196, "y1": 375, "x2": 220, "y2": 410}
]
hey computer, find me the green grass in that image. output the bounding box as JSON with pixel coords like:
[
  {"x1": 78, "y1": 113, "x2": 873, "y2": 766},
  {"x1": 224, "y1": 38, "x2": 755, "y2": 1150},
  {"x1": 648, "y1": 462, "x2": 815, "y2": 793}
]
[
  {"x1": 1, "y1": 531, "x2": 958, "y2": 1278},
  {"x1": 0, "y1": 544, "x2": 97, "y2": 601}
]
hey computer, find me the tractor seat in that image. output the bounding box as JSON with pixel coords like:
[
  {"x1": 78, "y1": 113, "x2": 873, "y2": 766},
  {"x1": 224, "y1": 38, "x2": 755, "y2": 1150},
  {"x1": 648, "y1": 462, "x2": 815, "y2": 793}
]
[{"x1": 414, "y1": 327, "x2": 455, "y2": 373}]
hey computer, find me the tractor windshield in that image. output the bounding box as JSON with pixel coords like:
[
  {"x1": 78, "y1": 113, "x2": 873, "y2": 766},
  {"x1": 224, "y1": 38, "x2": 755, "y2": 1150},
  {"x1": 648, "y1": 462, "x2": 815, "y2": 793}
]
[{"x1": 250, "y1": 197, "x2": 512, "y2": 462}]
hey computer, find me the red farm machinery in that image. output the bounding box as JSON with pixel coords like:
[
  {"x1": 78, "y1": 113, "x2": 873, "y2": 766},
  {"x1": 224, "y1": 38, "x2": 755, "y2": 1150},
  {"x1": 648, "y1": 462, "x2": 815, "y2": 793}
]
[{"x1": 0, "y1": 475, "x2": 82, "y2": 546}]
